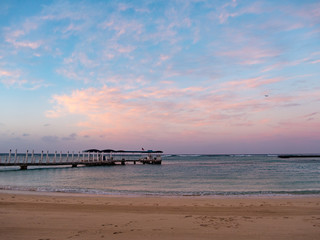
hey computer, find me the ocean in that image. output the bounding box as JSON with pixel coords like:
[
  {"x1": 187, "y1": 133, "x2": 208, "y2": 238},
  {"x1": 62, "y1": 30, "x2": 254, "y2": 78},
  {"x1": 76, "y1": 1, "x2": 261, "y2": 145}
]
[{"x1": 0, "y1": 154, "x2": 319, "y2": 197}]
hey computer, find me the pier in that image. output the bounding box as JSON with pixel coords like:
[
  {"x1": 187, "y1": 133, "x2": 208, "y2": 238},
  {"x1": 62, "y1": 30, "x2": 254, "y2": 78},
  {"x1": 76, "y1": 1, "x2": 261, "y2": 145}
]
[{"x1": 0, "y1": 149, "x2": 163, "y2": 170}]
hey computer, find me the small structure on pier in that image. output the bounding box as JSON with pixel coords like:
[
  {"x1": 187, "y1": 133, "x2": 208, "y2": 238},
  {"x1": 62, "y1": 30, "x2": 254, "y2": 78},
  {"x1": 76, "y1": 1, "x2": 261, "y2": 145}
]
[
  {"x1": 0, "y1": 149, "x2": 163, "y2": 170},
  {"x1": 83, "y1": 149, "x2": 163, "y2": 165}
]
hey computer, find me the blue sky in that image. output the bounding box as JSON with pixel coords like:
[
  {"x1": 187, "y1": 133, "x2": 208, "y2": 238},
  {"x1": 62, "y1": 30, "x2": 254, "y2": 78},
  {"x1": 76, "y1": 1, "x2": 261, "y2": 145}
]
[{"x1": 0, "y1": 0, "x2": 319, "y2": 153}]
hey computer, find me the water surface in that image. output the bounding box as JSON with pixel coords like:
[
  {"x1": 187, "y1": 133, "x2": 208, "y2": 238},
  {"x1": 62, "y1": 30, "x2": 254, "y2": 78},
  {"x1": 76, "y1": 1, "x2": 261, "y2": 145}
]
[{"x1": 0, "y1": 154, "x2": 319, "y2": 196}]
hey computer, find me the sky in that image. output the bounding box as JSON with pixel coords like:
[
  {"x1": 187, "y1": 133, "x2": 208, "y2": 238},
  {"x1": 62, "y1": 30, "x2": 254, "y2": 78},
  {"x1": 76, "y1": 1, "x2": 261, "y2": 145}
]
[{"x1": 0, "y1": 0, "x2": 319, "y2": 154}]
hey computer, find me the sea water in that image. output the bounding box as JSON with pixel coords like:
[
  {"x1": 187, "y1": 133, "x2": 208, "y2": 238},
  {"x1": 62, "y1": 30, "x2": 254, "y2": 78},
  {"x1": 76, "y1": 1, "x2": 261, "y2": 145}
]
[{"x1": 0, "y1": 154, "x2": 319, "y2": 196}]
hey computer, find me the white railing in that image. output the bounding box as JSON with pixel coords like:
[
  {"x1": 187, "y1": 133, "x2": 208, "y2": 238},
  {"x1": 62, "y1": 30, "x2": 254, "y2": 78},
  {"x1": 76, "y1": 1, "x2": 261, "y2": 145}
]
[{"x1": 0, "y1": 150, "x2": 85, "y2": 165}]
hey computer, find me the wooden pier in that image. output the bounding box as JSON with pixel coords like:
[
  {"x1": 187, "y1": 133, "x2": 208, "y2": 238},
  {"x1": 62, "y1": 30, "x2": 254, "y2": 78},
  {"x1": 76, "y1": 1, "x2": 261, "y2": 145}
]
[{"x1": 0, "y1": 149, "x2": 163, "y2": 170}]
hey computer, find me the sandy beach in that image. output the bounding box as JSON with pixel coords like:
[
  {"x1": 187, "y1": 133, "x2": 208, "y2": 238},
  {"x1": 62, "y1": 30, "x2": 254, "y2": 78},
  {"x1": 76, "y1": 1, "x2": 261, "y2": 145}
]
[{"x1": 0, "y1": 191, "x2": 319, "y2": 240}]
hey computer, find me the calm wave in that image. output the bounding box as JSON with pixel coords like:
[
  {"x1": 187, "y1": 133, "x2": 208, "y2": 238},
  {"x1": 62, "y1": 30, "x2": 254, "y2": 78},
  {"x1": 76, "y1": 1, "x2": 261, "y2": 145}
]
[{"x1": 0, "y1": 154, "x2": 319, "y2": 196}]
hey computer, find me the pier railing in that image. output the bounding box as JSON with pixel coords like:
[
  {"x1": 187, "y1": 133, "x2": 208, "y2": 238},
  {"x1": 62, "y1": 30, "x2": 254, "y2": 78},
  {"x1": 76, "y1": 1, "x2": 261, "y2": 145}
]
[{"x1": 0, "y1": 150, "x2": 91, "y2": 164}]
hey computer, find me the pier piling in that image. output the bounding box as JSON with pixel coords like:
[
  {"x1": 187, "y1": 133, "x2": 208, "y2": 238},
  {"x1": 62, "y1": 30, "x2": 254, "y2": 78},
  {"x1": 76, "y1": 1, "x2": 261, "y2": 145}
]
[
  {"x1": 25, "y1": 150, "x2": 28, "y2": 164},
  {"x1": 20, "y1": 165, "x2": 27, "y2": 170},
  {"x1": 40, "y1": 151, "x2": 43, "y2": 163}
]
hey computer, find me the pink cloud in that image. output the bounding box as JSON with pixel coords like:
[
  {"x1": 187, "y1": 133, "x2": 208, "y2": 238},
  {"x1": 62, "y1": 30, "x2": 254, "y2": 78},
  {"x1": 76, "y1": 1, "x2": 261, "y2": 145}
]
[
  {"x1": 1, "y1": 78, "x2": 27, "y2": 87},
  {"x1": 0, "y1": 69, "x2": 24, "y2": 87},
  {"x1": 46, "y1": 86, "x2": 220, "y2": 135},
  {"x1": 289, "y1": 2, "x2": 320, "y2": 25},
  {"x1": 100, "y1": 17, "x2": 144, "y2": 37},
  {"x1": 4, "y1": 18, "x2": 42, "y2": 49},
  {"x1": 13, "y1": 41, "x2": 42, "y2": 49},
  {"x1": 275, "y1": 119, "x2": 320, "y2": 139},
  {"x1": 218, "y1": 46, "x2": 280, "y2": 65},
  {"x1": 217, "y1": 1, "x2": 263, "y2": 24},
  {"x1": 44, "y1": 83, "x2": 320, "y2": 148},
  {"x1": 262, "y1": 53, "x2": 320, "y2": 72},
  {"x1": 44, "y1": 85, "x2": 275, "y2": 137},
  {"x1": 155, "y1": 54, "x2": 170, "y2": 66},
  {"x1": 0, "y1": 68, "x2": 47, "y2": 90},
  {"x1": 5, "y1": 30, "x2": 42, "y2": 49},
  {"x1": 223, "y1": 76, "x2": 284, "y2": 89},
  {"x1": 261, "y1": 19, "x2": 305, "y2": 32},
  {"x1": 115, "y1": 44, "x2": 136, "y2": 53},
  {"x1": 0, "y1": 69, "x2": 20, "y2": 78},
  {"x1": 303, "y1": 112, "x2": 319, "y2": 121}
]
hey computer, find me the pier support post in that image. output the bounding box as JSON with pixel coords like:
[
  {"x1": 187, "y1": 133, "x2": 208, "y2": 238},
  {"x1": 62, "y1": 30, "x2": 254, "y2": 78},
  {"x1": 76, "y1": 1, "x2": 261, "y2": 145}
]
[
  {"x1": 25, "y1": 150, "x2": 28, "y2": 164},
  {"x1": 40, "y1": 151, "x2": 43, "y2": 163},
  {"x1": 14, "y1": 149, "x2": 17, "y2": 163},
  {"x1": 20, "y1": 165, "x2": 27, "y2": 170},
  {"x1": 9, "y1": 149, "x2": 11, "y2": 163}
]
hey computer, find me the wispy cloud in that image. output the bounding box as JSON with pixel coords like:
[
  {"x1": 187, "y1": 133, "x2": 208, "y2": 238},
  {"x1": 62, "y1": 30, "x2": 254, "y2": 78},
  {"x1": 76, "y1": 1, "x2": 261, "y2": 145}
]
[
  {"x1": 100, "y1": 16, "x2": 144, "y2": 38},
  {"x1": 0, "y1": 68, "x2": 48, "y2": 90},
  {"x1": 0, "y1": 68, "x2": 25, "y2": 87},
  {"x1": 42, "y1": 135, "x2": 59, "y2": 143},
  {"x1": 218, "y1": 45, "x2": 280, "y2": 65},
  {"x1": 213, "y1": 1, "x2": 262, "y2": 24},
  {"x1": 46, "y1": 81, "x2": 311, "y2": 142},
  {"x1": 223, "y1": 76, "x2": 284, "y2": 89},
  {"x1": 1, "y1": 0, "x2": 320, "y2": 152},
  {"x1": 62, "y1": 133, "x2": 77, "y2": 141},
  {"x1": 4, "y1": 18, "x2": 42, "y2": 49}
]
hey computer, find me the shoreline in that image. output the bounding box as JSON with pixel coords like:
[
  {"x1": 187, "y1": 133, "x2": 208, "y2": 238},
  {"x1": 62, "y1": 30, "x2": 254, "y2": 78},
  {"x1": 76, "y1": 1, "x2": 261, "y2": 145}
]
[
  {"x1": 1, "y1": 188, "x2": 320, "y2": 199},
  {"x1": 1, "y1": 190, "x2": 320, "y2": 239}
]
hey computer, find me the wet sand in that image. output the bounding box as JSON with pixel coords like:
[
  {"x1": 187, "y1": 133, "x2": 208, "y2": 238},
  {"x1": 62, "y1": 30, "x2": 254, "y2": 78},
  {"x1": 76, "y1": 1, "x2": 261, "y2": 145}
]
[{"x1": 0, "y1": 191, "x2": 320, "y2": 240}]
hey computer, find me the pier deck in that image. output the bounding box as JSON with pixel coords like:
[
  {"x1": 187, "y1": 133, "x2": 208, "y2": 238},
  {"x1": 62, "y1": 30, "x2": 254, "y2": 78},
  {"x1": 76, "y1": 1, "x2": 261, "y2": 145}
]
[{"x1": 0, "y1": 149, "x2": 162, "y2": 170}]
